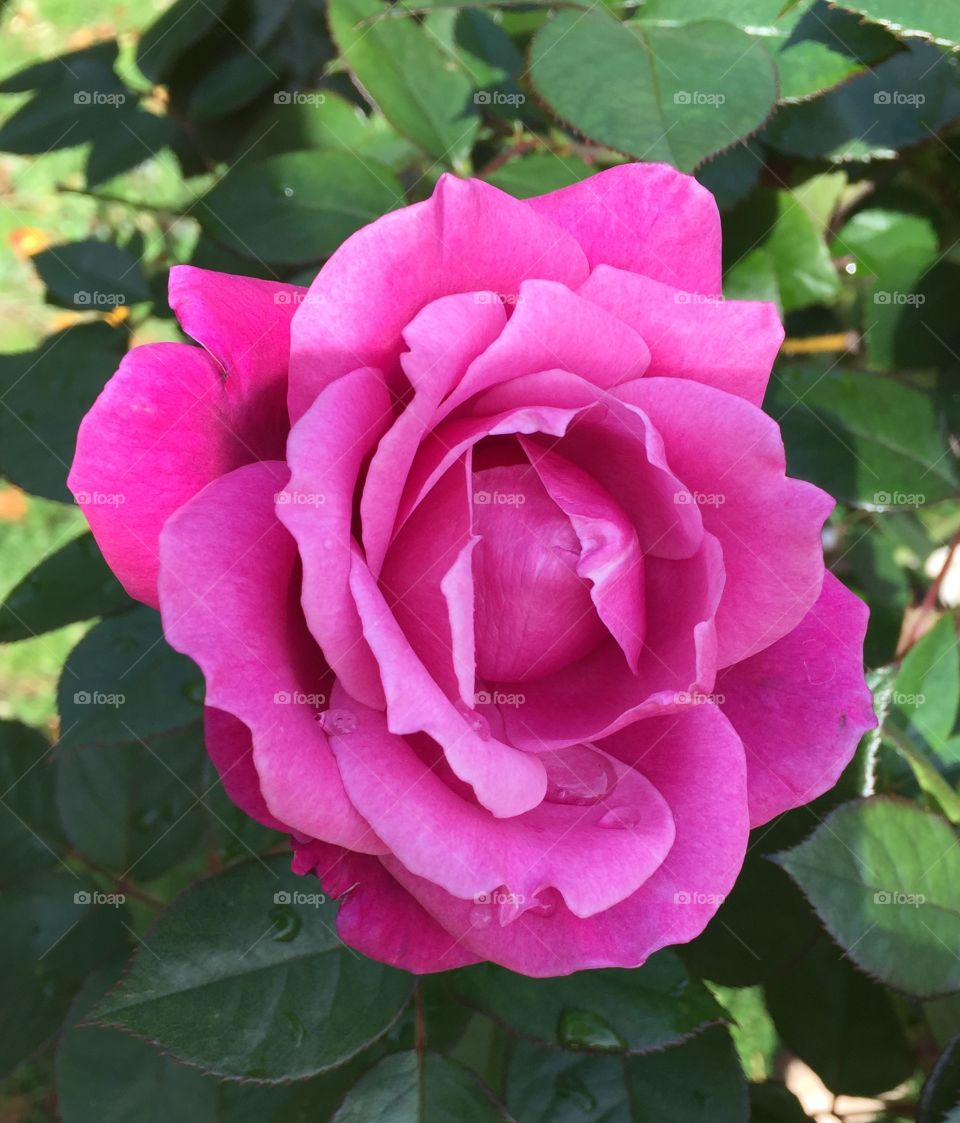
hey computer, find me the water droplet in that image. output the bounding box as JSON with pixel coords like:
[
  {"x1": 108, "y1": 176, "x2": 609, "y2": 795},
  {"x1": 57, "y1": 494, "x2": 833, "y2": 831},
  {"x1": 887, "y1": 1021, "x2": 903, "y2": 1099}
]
[
  {"x1": 597, "y1": 808, "x2": 640, "y2": 830},
  {"x1": 469, "y1": 902, "x2": 493, "y2": 929},
  {"x1": 282, "y1": 186, "x2": 294, "y2": 197},
  {"x1": 285, "y1": 1011, "x2": 306, "y2": 1045},
  {"x1": 181, "y1": 677, "x2": 205, "y2": 705},
  {"x1": 542, "y1": 744, "x2": 617, "y2": 806},
  {"x1": 318, "y1": 708, "x2": 357, "y2": 735},
  {"x1": 558, "y1": 1008, "x2": 627, "y2": 1052},
  {"x1": 269, "y1": 904, "x2": 302, "y2": 942},
  {"x1": 557, "y1": 1072, "x2": 597, "y2": 1111},
  {"x1": 455, "y1": 700, "x2": 491, "y2": 741},
  {"x1": 527, "y1": 888, "x2": 561, "y2": 918}
]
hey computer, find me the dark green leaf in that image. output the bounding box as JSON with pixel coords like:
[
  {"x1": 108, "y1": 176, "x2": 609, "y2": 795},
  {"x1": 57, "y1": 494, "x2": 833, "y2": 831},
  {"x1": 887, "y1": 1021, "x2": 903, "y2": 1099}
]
[
  {"x1": 332, "y1": 1051, "x2": 510, "y2": 1122},
  {"x1": 92, "y1": 855, "x2": 414, "y2": 1081},
  {"x1": 0, "y1": 720, "x2": 64, "y2": 887},
  {"x1": 749, "y1": 1082, "x2": 810, "y2": 1123},
  {"x1": 918, "y1": 1034, "x2": 960, "y2": 1123},
  {"x1": 766, "y1": 365, "x2": 959, "y2": 509},
  {"x1": 764, "y1": 938, "x2": 914, "y2": 1095},
  {"x1": 530, "y1": 12, "x2": 777, "y2": 173},
  {"x1": 451, "y1": 950, "x2": 725, "y2": 1055},
  {"x1": 484, "y1": 152, "x2": 594, "y2": 198},
  {"x1": 136, "y1": 0, "x2": 232, "y2": 82},
  {"x1": 329, "y1": 0, "x2": 480, "y2": 164},
  {"x1": 890, "y1": 614, "x2": 960, "y2": 758},
  {"x1": 775, "y1": 797, "x2": 960, "y2": 997},
  {"x1": 198, "y1": 151, "x2": 403, "y2": 265},
  {"x1": 832, "y1": 2, "x2": 960, "y2": 49}
]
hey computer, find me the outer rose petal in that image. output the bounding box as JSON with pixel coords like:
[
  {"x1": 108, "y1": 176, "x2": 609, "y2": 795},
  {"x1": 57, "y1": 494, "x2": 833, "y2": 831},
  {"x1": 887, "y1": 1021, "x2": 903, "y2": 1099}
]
[
  {"x1": 203, "y1": 707, "x2": 288, "y2": 833},
  {"x1": 288, "y1": 174, "x2": 589, "y2": 419},
  {"x1": 292, "y1": 841, "x2": 480, "y2": 972},
  {"x1": 617, "y1": 377, "x2": 835, "y2": 666},
  {"x1": 328, "y1": 685, "x2": 676, "y2": 919},
  {"x1": 578, "y1": 265, "x2": 783, "y2": 406},
  {"x1": 380, "y1": 706, "x2": 748, "y2": 975},
  {"x1": 69, "y1": 269, "x2": 299, "y2": 607},
  {"x1": 527, "y1": 163, "x2": 722, "y2": 295},
  {"x1": 719, "y1": 572, "x2": 877, "y2": 827},
  {"x1": 158, "y1": 460, "x2": 384, "y2": 854}
]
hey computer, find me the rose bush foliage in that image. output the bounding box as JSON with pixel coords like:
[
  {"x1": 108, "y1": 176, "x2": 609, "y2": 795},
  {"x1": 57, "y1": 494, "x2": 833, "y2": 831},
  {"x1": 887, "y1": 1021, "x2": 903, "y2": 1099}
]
[{"x1": 69, "y1": 163, "x2": 874, "y2": 977}]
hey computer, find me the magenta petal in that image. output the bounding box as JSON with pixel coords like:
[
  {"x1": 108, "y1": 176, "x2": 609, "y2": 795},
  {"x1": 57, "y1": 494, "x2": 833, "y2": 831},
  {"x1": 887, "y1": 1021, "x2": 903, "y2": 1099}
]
[
  {"x1": 348, "y1": 552, "x2": 548, "y2": 818},
  {"x1": 579, "y1": 265, "x2": 783, "y2": 406},
  {"x1": 287, "y1": 174, "x2": 589, "y2": 419},
  {"x1": 279, "y1": 367, "x2": 394, "y2": 709},
  {"x1": 203, "y1": 707, "x2": 289, "y2": 833},
  {"x1": 519, "y1": 437, "x2": 644, "y2": 671},
  {"x1": 292, "y1": 841, "x2": 480, "y2": 973},
  {"x1": 328, "y1": 686, "x2": 676, "y2": 919},
  {"x1": 382, "y1": 705, "x2": 747, "y2": 975},
  {"x1": 361, "y1": 292, "x2": 506, "y2": 575},
  {"x1": 157, "y1": 460, "x2": 384, "y2": 854},
  {"x1": 527, "y1": 163, "x2": 722, "y2": 295},
  {"x1": 617, "y1": 377, "x2": 834, "y2": 665},
  {"x1": 70, "y1": 344, "x2": 268, "y2": 607},
  {"x1": 438, "y1": 279, "x2": 650, "y2": 418},
  {"x1": 719, "y1": 572, "x2": 876, "y2": 826}
]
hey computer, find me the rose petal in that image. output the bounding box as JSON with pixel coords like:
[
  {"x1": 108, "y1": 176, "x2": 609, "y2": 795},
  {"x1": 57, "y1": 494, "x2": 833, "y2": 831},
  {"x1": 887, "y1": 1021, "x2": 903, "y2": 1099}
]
[
  {"x1": 579, "y1": 265, "x2": 783, "y2": 406},
  {"x1": 527, "y1": 163, "x2": 722, "y2": 295},
  {"x1": 203, "y1": 706, "x2": 289, "y2": 833},
  {"x1": 288, "y1": 175, "x2": 589, "y2": 419},
  {"x1": 158, "y1": 459, "x2": 384, "y2": 854},
  {"x1": 719, "y1": 572, "x2": 876, "y2": 826}
]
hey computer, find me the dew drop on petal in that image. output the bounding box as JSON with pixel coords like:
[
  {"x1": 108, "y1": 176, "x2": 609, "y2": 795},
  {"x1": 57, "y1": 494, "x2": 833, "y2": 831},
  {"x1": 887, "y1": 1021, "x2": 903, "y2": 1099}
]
[
  {"x1": 469, "y1": 902, "x2": 494, "y2": 929},
  {"x1": 541, "y1": 744, "x2": 617, "y2": 806},
  {"x1": 527, "y1": 887, "x2": 562, "y2": 918},
  {"x1": 597, "y1": 808, "x2": 640, "y2": 830},
  {"x1": 318, "y1": 709, "x2": 357, "y2": 735},
  {"x1": 455, "y1": 699, "x2": 491, "y2": 741}
]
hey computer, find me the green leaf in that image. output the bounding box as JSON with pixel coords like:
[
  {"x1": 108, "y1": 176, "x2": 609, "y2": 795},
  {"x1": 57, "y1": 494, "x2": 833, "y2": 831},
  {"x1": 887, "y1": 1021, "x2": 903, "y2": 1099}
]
[
  {"x1": 451, "y1": 950, "x2": 725, "y2": 1055},
  {"x1": 0, "y1": 720, "x2": 65, "y2": 887},
  {"x1": 332, "y1": 1052, "x2": 510, "y2": 1122},
  {"x1": 484, "y1": 151, "x2": 594, "y2": 198},
  {"x1": 919, "y1": 1035, "x2": 960, "y2": 1123},
  {"x1": 764, "y1": 41, "x2": 960, "y2": 161},
  {"x1": 56, "y1": 725, "x2": 209, "y2": 880},
  {"x1": 198, "y1": 151, "x2": 403, "y2": 265},
  {"x1": 530, "y1": 12, "x2": 777, "y2": 173},
  {"x1": 775, "y1": 798, "x2": 960, "y2": 997},
  {"x1": 57, "y1": 606, "x2": 204, "y2": 752},
  {"x1": 329, "y1": 0, "x2": 480, "y2": 165},
  {"x1": 506, "y1": 1027, "x2": 748, "y2": 1123},
  {"x1": 0, "y1": 534, "x2": 130, "y2": 643},
  {"x1": 766, "y1": 365, "x2": 959, "y2": 510},
  {"x1": 0, "y1": 323, "x2": 126, "y2": 502},
  {"x1": 186, "y1": 52, "x2": 278, "y2": 121},
  {"x1": 764, "y1": 939, "x2": 913, "y2": 1095},
  {"x1": 92, "y1": 854, "x2": 414, "y2": 1081},
  {"x1": 835, "y1": 207, "x2": 940, "y2": 371},
  {"x1": 0, "y1": 870, "x2": 129, "y2": 1076},
  {"x1": 136, "y1": 0, "x2": 232, "y2": 82},
  {"x1": 890, "y1": 614, "x2": 960, "y2": 757},
  {"x1": 832, "y1": 2, "x2": 960, "y2": 49},
  {"x1": 749, "y1": 1082, "x2": 810, "y2": 1123},
  {"x1": 637, "y1": 0, "x2": 898, "y2": 101},
  {"x1": 425, "y1": 7, "x2": 524, "y2": 107}
]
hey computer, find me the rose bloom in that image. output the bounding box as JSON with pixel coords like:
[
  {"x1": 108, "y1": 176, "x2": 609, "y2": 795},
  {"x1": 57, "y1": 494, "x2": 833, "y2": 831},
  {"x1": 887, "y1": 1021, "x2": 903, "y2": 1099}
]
[{"x1": 70, "y1": 164, "x2": 875, "y2": 977}]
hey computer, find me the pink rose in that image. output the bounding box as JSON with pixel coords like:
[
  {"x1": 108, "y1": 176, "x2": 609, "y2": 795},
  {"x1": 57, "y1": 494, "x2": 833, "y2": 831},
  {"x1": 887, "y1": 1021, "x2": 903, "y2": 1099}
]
[{"x1": 70, "y1": 164, "x2": 875, "y2": 977}]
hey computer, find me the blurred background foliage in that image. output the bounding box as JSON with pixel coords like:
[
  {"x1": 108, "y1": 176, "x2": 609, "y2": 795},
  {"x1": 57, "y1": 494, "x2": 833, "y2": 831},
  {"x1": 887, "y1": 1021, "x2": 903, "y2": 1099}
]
[{"x1": 2, "y1": 0, "x2": 960, "y2": 1120}]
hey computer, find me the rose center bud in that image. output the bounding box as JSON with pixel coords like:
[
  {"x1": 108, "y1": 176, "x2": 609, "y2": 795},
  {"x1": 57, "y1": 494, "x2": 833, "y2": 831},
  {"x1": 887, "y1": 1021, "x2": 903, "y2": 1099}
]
[{"x1": 471, "y1": 460, "x2": 606, "y2": 683}]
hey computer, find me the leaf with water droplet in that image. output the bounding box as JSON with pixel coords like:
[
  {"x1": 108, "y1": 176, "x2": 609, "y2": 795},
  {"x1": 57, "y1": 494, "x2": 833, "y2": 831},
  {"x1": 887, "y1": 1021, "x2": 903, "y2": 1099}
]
[{"x1": 558, "y1": 1008, "x2": 627, "y2": 1052}]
